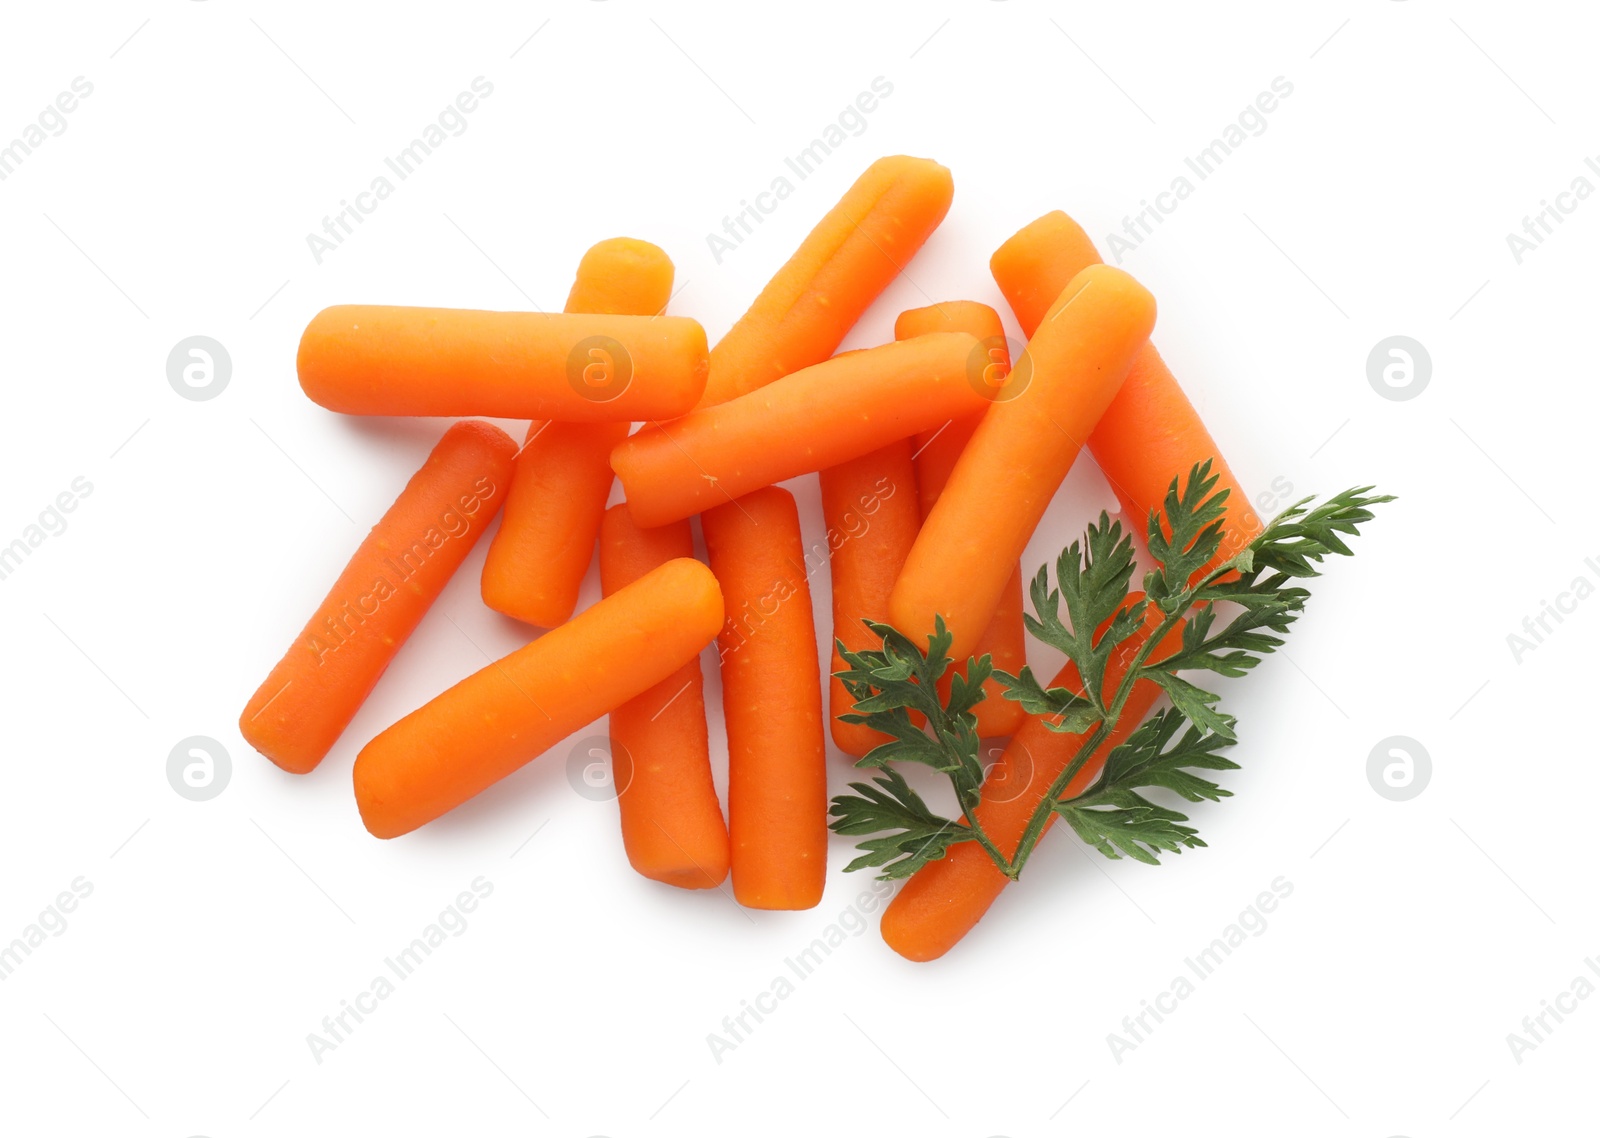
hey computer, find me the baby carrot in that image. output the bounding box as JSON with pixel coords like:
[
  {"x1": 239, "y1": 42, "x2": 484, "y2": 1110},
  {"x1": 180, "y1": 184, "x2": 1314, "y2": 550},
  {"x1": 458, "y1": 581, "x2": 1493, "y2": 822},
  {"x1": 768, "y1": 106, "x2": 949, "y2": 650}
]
[
  {"x1": 987, "y1": 211, "x2": 1103, "y2": 337},
  {"x1": 240, "y1": 420, "x2": 517, "y2": 774},
  {"x1": 701, "y1": 487, "x2": 827, "y2": 910},
  {"x1": 353, "y1": 558, "x2": 724, "y2": 839},
  {"x1": 898, "y1": 300, "x2": 1011, "y2": 489},
  {"x1": 884, "y1": 223, "x2": 1271, "y2": 960},
  {"x1": 896, "y1": 299, "x2": 1008, "y2": 396},
  {"x1": 895, "y1": 301, "x2": 1026, "y2": 738},
  {"x1": 598, "y1": 506, "x2": 729, "y2": 889},
  {"x1": 480, "y1": 421, "x2": 627, "y2": 627},
  {"x1": 694, "y1": 156, "x2": 950, "y2": 760},
  {"x1": 613, "y1": 332, "x2": 985, "y2": 526},
  {"x1": 890, "y1": 264, "x2": 1157, "y2": 661},
  {"x1": 991, "y1": 211, "x2": 1263, "y2": 563},
  {"x1": 881, "y1": 607, "x2": 1184, "y2": 961},
  {"x1": 700, "y1": 154, "x2": 954, "y2": 407},
  {"x1": 297, "y1": 306, "x2": 708, "y2": 422},
  {"x1": 700, "y1": 156, "x2": 950, "y2": 749},
  {"x1": 481, "y1": 238, "x2": 675, "y2": 627},
  {"x1": 565, "y1": 235, "x2": 676, "y2": 316},
  {"x1": 817, "y1": 440, "x2": 920, "y2": 756}
]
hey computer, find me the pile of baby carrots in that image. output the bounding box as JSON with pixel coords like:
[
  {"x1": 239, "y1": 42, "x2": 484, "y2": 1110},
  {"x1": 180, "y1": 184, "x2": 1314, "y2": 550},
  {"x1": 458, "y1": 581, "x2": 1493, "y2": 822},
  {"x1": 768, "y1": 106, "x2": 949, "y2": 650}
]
[{"x1": 241, "y1": 155, "x2": 1262, "y2": 961}]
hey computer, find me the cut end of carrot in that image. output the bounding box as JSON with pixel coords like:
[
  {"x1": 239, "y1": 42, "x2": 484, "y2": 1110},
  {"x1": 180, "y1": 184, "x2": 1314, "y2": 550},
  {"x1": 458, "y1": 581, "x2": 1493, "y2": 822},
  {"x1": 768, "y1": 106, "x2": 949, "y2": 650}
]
[
  {"x1": 874, "y1": 154, "x2": 954, "y2": 210},
  {"x1": 893, "y1": 299, "x2": 1005, "y2": 343},
  {"x1": 990, "y1": 211, "x2": 1103, "y2": 338},
  {"x1": 567, "y1": 237, "x2": 674, "y2": 316},
  {"x1": 879, "y1": 917, "x2": 949, "y2": 964},
  {"x1": 878, "y1": 850, "x2": 999, "y2": 962},
  {"x1": 352, "y1": 760, "x2": 406, "y2": 840},
  {"x1": 636, "y1": 859, "x2": 730, "y2": 891},
  {"x1": 879, "y1": 904, "x2": 956, "y2": 963},
  {"x1": 732, "y1": 882, "x2": 825, "y2": 911},
  {"x1": 238, "y1": 708, "x2": 321, "y2": 776},
  {"x1": 1055, "y1": 263, "x2": 1157, "y2": 329},
  {"x1": 478, "y1": 578, "x2": 575, "y2": 630},
  {"x1": 442, "y1": 417, "x2": 521, "y2": 457}
]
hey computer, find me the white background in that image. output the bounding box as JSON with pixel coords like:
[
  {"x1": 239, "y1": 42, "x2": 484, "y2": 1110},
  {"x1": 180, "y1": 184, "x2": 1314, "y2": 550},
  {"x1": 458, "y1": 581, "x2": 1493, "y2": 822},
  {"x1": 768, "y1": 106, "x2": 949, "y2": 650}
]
[{"x1": 1, "y1": 2, "x2": 1593, "y2": 1134}]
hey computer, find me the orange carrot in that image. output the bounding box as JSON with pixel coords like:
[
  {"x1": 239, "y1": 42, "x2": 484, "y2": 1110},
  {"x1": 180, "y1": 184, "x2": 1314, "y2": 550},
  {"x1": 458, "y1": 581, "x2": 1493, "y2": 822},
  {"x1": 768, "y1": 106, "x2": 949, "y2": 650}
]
[
  {"x1": 240, "y1": 420, "x2": 517, "y2": 774},
  {"x1": 987, "y1": 212, "x2": 1103, "y2": 337},
  {"x1": 883, "y1": 222, "x2": 1274, "y2": 961},
  {"x1": 890, "y1": 264, "x2": 1157, "y2": 661},
  {"x1": 297, "y1": 306, "x2": 707, "y2": 421},
  {"x1": 895, "y1": 301, "x2": 1025, "y2": 738},
  {"x1": 693, "y1": 156, "x2": 950, "y2": 766},
  {"x1": 701, "y1": 487, "x2": 827, "y2": 909},
  {"x1": 480, "y1": 421, "x2": 628, "y2": 626},
  {"x1": 565, "y1": 236, "x2": 676, "y2": 316},
  {"x1": 353, "y1": 558, "x2": 723, "y2": 839},
  {"x1": 817, "y1": 440, "x2": 920, "y2": 756},
  {"x1": 481, "y1": 238, "x2": 674, "y2": 627},
  {"x1": 700, "y1": 155, "x2": 954, "y2": 407},
  {"x1": 881, "y1": 606, "x2": 1184, "y2": 961},
  {"x1": 598, "y1": 506, "x2": 729, "y2": 889},
  {"x1": 613, "y1": 332, "x2": 985, "y2": 526},
  {"x1": 991, "y1": 211, "x2": 1262, "y2": 563}
]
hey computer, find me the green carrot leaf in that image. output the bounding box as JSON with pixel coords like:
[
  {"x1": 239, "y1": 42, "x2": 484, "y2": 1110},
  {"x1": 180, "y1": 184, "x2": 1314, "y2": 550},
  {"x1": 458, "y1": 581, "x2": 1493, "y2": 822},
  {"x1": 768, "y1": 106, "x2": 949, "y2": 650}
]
[
  {"x1": 828, "y1": 465, "x2": 1391, "y2": 886},
  {"x1": 1055, "y1": 710, "x2": 1238, "y2": 864},
  {"x1": 1151, "y1": 484, "x2": 1395, "y2": 678},
  {"x1": 1099, "y1": 709, "x2": 1239, "y2": 802},
  {"x1": 834, "y1": 618, "x2": 988, "y2": 809},
  {"x1": 1157, "y1": 590, "x2": 1301, "y2": 676},
  {"x1": 1142, "y1": 670, "x2": 1237, "y2": 741},
  {"x1": 1056, "y1": 793, "x2": 1204, "y2": 865},
  {"x1": 1016, "y1": 513, "x2": 1146, "y2": 712},
  {"x1": 1143, "y1": 460, "x2": 1230, "y2": 611},
  {"x1": 995, "y1": 663, "x2": 1102, "y2": 732},
  {"x1": 828, "y1": 769, "x2": 974, "y2": 879},
  {"x1": 1243, "y1": 486, "x2": 1396, "y2": 579}
]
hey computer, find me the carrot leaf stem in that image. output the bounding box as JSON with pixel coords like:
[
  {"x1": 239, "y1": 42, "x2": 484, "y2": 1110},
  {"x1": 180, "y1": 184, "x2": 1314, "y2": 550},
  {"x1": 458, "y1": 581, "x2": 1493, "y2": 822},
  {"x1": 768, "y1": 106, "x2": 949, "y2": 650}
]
[{"x1": 828, "y1": 462, "x2": 1392, "y2": 882}]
